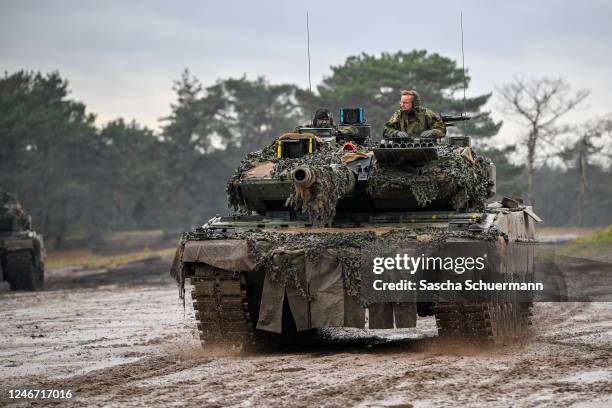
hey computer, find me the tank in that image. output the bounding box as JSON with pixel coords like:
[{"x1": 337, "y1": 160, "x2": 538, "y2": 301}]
[
  {"x1": 0, "y1": 190, "x2": 45, "y2": 291},
  {"x1": 171, "y1": 109, "x2": 540, "y2": 349}
]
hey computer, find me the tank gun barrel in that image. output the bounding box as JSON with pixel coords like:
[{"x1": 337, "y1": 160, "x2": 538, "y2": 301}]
[
  {"x1": 442, "y1": 114, "x2": 471, "y2": 127},
  {"x1": 441, "y1": 114, "x2": 471, "y2": 122},
  {"x1": 289, "y1": 165, "x2": 356, "y2": 194},
  {"x1": 289, "y1": 166, "x2": 316, "y2": 188}
]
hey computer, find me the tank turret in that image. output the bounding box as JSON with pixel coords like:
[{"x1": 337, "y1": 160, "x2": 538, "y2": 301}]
[{"x1": 229, "y1": 111, "x2": 495, "y2": 224}]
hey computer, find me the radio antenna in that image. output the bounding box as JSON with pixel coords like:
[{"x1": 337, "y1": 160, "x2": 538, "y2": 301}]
[
  {"x1": 460, "y1": 11, "x2": 468, "y2": 136},
  {"x1": 306, "y1": 12, "x2": 312, "y2": 94}
]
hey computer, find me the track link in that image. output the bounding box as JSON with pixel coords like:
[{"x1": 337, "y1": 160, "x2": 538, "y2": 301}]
[
  {"x1": 434, "y1": 302, "x2": 533, "y2": 343},
  {"x1": 190, "y1": 266, "x2": 255, "y2": 348}
]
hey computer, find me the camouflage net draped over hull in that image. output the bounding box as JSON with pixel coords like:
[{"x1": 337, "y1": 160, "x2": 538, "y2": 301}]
[
  {"x1": 178, "y1": 226, "x2": 507, "y2": 302},
  {"x1": 367, "y1": 145, "x2": 491, "y2": 210},
  {"x1": 182, "y1": 229, "x2": 373, "y2": 299}
]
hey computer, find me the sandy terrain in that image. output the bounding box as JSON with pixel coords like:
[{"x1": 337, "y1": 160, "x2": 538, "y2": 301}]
[{"x1": 1, "y1": 257, "x2": 611, "y2": 407}]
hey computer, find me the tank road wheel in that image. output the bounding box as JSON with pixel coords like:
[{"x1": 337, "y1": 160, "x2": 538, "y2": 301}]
[
  {"x1": 433, "y1": 302, "x2": 532, "y2": 344},
  {"x1": 4, "y1": 251, "x2": 43, "y2": 291}
]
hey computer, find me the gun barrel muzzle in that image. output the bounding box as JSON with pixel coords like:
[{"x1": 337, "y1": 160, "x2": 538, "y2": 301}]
[{"x1": 290, "y1": 166, "x2": 316, "y2": 188}]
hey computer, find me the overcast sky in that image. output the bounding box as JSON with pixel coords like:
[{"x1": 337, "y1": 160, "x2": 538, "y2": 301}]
[{"x1": 1, "y1": 0, "x2": 611, "y2": 145}]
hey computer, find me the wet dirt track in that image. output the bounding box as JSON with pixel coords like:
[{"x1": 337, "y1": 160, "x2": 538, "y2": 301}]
[{"x1": 1, "y1": 258, "x2": 611, "y2": 407}]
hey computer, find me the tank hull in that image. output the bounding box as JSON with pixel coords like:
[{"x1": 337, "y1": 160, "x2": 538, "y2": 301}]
[{"x1": 173, "y1": 206, "x2": 539, "y2": 348}]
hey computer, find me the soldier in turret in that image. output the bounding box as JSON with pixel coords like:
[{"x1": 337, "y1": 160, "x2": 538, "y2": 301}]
[
  {"x1": 312, "y1": 108, "x2": 333, "y2": 127},
  {"x1": 383, "y1": 90, "x2": 446, "y2": 139},
  {"x1": 295, "y1": 108, "x2": 359, "y2": 140},
  {"x1": 313, "y1": 108, "x2": 359, "y2": 138}
]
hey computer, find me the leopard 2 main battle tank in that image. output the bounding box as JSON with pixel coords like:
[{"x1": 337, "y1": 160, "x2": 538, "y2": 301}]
[
  {"x1": 0, "y1": 190, "x2": 45, "y2": 291},
  {"x1": 171, "y1": 108, "x2": 541, "y2": 349}
]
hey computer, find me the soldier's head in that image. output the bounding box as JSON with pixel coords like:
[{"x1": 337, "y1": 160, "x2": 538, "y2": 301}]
[
  {"x1": 400, "y1": 90, "x2": 421, "y2": 112},
  {"x1": 313, "y1": 108, "x2": 333, "y2": 127}
]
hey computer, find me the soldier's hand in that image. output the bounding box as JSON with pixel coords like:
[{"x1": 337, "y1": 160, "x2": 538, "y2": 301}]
[{"x1": 396, "y1": 131, "x2": 409, "y2": 138}]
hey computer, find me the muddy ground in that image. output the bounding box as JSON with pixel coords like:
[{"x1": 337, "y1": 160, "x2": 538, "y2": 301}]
[{"x1": 1, "y1": 256, "x2": 611, "y2": 407}]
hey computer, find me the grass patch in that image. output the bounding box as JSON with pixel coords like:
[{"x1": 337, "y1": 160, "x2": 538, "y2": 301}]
[
  {"x1": 558, "y1": 225, "x2": 612, "y2": 258},
  {"x1": 574, "y1": 225, "x2": 612, "y2": 245},
  {"x1": 46, "y1": 247, "x2": 176, "y2": 270}
]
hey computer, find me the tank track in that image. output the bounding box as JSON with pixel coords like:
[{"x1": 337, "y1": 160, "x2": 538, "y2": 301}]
[
  {"x1": 433, "y1": 302, "x2": 533, "y2": 343},
  {"x1": 189, "y1": 266, "x2": 534, "y2": 346},
  {"x1": 190, "y1": 265, "x2": 256, "y2": 349},
  {"x1": 4, "y1": 251, "x2": 42, "y2": 291}
]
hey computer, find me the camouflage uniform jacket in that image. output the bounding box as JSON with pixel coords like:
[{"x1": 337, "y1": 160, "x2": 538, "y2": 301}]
[{"x1": 383, "y1": 107, "x2": 446, "y2": 138}]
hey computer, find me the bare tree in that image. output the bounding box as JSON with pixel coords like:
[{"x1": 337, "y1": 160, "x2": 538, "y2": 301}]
[
  {"x1": 497, "y1": 77, "x2": 589, "y2": 205},
  {"x1": 562, "y1": 116, "x2": 612, "y2": 226}
]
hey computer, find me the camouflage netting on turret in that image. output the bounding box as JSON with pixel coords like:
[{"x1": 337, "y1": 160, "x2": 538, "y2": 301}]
[
  {"x1": 176, "y1": 226, "x2": 507, "y2": 303},
  {"x1": 226, "y1": 138, "x2": 359, "y2": 226},
  {"x1": 367, "y1": 145, "x2": 491, "y2": 210},
  {"x1": 226, "y1": 142, "x2": 279, "y2": 210},
  {"x1": 284, "y1": 165, "x2": 354, "y2": 227},
  {"x1": 0, "y1": 190, "x2": 30, "y2": 232}
]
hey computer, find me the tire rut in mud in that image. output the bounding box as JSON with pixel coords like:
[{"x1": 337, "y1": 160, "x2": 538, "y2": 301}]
[{"x1": 20, "y1": 355, "x2": 212, "y2": 400}]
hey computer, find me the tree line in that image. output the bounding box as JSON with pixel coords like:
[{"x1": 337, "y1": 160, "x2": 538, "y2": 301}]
[{"x1": 1, "y1": 50, "x2": 611, "y2": 248}]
